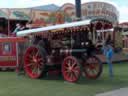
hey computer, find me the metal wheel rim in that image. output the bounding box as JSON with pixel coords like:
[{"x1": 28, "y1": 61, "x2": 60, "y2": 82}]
[
  {"x1": 62, "y1": 56, "x2": 81, "y2": 82},
  {"x1": 83, "y1": 56, "x2": 101, "y2": 79},
  {"x1": 24, "y1": 46, "x2": 44, "y2": 79}
]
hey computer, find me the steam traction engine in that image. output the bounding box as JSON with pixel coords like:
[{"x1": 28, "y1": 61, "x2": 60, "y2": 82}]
[{"x1": 17, "y1": 20, "x2": 103, "y2": 82}]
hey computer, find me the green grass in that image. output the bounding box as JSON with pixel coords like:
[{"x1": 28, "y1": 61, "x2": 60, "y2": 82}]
[{"x1": 0, "y1": 63, "x2": 128, "y2": 96}]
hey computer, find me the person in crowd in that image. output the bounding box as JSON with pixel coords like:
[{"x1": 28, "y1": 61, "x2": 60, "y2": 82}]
[
  {"x1": 25, "y1": 21, "x2": 32, "y2": 29},
  {"x1": 20, "y1": 23, "x2": 26, "y2": 30},
  {"x1": 13, "y1": 23, "x2": 27, "y2": 34},
  {"x1": 13, "y1": 23, "x2": 21, "y2": 33}
]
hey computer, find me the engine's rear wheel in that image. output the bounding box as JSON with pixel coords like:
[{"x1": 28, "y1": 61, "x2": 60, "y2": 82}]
[
  {"x1": 83, "y1": 56, "x2": 102, "y2": 79},
  {"x1": 24, "y1": 46, "x2": 45, "y2": 79},
  {"x1": 62, "y1": 56, "x2": 81, "y2": 82}
]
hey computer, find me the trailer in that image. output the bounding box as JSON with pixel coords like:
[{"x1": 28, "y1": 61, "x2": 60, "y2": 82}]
[{"x1": 0, "y1": 34, "x2": 26, "y2": 70}]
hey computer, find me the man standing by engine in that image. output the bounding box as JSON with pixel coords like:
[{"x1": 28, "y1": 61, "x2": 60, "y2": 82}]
[{"x1": 103, "y1": 34, "x2": 114, "y2": 78}]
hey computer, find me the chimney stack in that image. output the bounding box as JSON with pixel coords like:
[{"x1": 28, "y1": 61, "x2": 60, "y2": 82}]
[{"x1": 75, "y1": 0, "x2": 81, "y2": 21}]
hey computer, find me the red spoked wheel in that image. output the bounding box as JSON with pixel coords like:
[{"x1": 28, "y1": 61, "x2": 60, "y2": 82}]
[
  {"x1": 83, "y1": 56, "x2": 102, "y2": 79},
  {"x1": 24, "y1": 46, "x2": 45, "y2": 79},
  {"x1": 62, "y1": 56, "x2": 81, "y2": 82}
]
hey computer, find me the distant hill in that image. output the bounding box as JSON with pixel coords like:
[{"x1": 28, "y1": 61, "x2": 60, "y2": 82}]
[{"x1": 32, "y1": 4, "x2": 60, "y2": 12}]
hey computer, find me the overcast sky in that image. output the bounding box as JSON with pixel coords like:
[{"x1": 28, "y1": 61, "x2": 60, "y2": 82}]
[{"x1": 0, "y1": 0, "x2": 128, "y2": 23}]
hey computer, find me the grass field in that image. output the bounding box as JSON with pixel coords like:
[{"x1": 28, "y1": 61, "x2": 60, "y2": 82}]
[{"x1": 0, "y1": 63, "x2": 128, "y2": 96}]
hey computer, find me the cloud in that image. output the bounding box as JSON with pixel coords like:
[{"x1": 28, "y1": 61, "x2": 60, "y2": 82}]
[
  {"x1": 1, "y1": 0, "x2": 118, "y2": 8},
  {"x1": 0, "y1": 0, "x2": 75, "y2": 8},
  {"x1": 119, "y1": 6, "x2": 128, "y2": 23}
]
